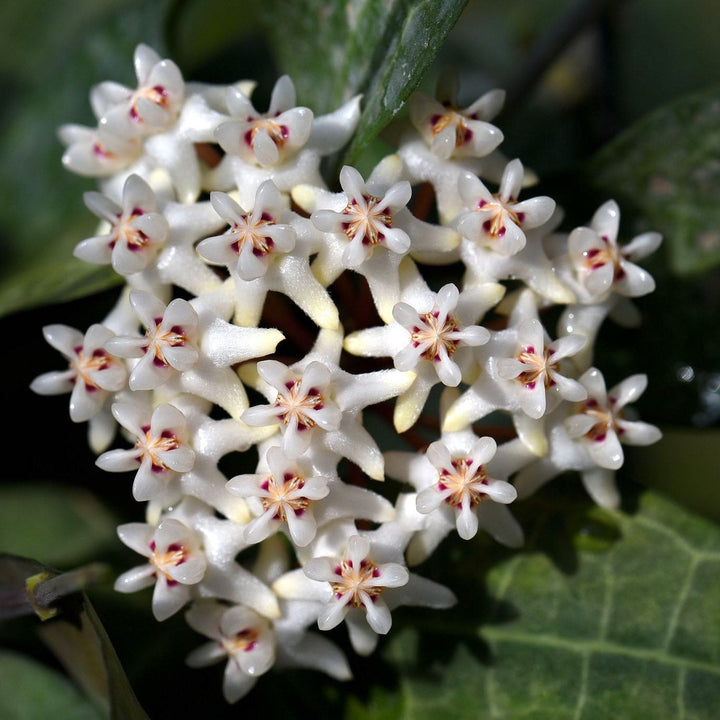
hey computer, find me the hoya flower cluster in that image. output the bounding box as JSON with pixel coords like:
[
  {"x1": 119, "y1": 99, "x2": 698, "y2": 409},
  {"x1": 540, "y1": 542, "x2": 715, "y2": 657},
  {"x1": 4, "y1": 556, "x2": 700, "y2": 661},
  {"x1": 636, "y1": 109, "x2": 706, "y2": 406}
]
[{"x1": 32, "y1": 44, "x2": 662, "y2": 702}]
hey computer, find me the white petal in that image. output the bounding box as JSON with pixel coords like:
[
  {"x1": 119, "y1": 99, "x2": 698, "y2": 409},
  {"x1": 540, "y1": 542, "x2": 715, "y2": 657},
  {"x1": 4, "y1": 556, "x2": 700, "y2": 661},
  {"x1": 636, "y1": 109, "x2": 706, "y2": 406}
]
[
  {"x1": 416, "y1": 486, "x2": 444, "y2": 514},
  {"x1": 470, "y1": 436, "x2": 497, "y2": 466},
  {"x1": 303, "y1": 556, "x2": 339, "y2": 584},
  {"x1": 269, "y1": 75, "x2": 296, "y2": 113},
  {"x1": 252, "y1": 128, "x2": 280, "y2": 166},
  {"x1": 435, "y1": 356, "x2": 462, "y2": 387},
  {"x1": 363, "y1": 596, "x2": 392, "y2": 634},
  {"x1": 513, "y1": 195, "x2": 556, "y2": 229},
  {"x1": 483, "y1": 480, "x2": 517, "y2": 504},
  {"x1": 610, "y1": 374, "x2": 647, "y2": 409},
  {"x1": 222, "y1": 663, "x2": 256, "y2": 703},
  {"x1": 245, "y1": 510, "x2": 279, "y2": 544},
  {"x1": 318, "y1": 596, "x2": 351, "y2": 631},
  {"x1": 430, "y1": 123, "x2": 457, "y2": 159},
  {"x1": 426, "y1": 440, "x2": 453, "y2": 470},
  {"x1": 617, "y1": 420, "x2": 662, "y2": 446},
  {"x1": 311, "y1": 209, "x2": 344, "y2": 233},
  {"x1": 347, "y1": 535, "x2": 370, "y2": 568},
  {"x1": 339, "y1": 165, "x2": 367, "y2": 200},
  {"x1": 499, "y1": 159, "x2": 524, "y2": 202},
  {"x1": 96, "y1": 448, "x2": 141, "y2": 472},
  {"x1": 592, "y1": 200, "x2": 620, "y2": 242},
  {"x1": 374, "y1": 563, "x2": 409, "y2": 589},
  {"x1": 581, "y1": 468, "x2": 620, "y2": 509},
  {"x1": 586, "y1": 262, "x2": 615, "y2": 296},
  {"x1": 587, "y1": 430, "x2": 624, "y2": 470},
  {"x1": 456, "y1": 502, "x2": 479, "y2": 539},
  {"x1": 565, "y1": 413, "x2": 597, "y2": 438},
  {"x1": 242, "y1": 404, "x2": 281, "y2": 427},
  {"x1": 114, "y1": 565, "x2": 155, "y2": 593},
  {"x1": 615, "y1": 260, "x2": 656, "y2": 297},
  {"x1": 285, "y1": 509, "x2": 317, "y2": 547},
  {"x1": 550, "y1": 373, "x2": 588, "y2": 402}
]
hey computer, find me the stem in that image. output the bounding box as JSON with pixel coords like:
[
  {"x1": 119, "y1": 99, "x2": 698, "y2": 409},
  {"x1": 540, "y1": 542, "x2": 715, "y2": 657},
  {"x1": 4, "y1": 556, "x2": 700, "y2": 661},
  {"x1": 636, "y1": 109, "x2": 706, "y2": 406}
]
[
  {"x1": 503, "y1": 0, "x2": 624, "y2": 115},
  {"x1": 26, "y1": 563, "x2": 110, "y2": 621}
]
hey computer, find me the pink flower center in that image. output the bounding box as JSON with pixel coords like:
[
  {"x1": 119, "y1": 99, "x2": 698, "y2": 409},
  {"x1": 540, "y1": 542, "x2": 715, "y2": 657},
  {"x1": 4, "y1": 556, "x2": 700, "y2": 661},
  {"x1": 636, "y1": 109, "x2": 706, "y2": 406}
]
[
  {"x1": 515, "y1": 345, "x2": 557, "y2": 390},
  {"x1": 341, "y1": 194, "x2": 392, "y2": 246},
  {"x1": 71, "y1": 345, "x2": 113, "y2": 391},
  {"x1": 430, "y1": 109, "x2": 474, "y2": 148},
  {"x1": 581, "y1": 397, "x2": 622, "y2": 443},
  {"x1": 146, "y1": 320, "x2": 191, "y2": 367},
  {"x1": 231, "y1": 212, "x2": 275, "y2": 257},
  {"x1": 275, "y1": 380, "x2": 325, "y2": 431},
  {"x1": 260, "y1": 472, "x2": 310, "y2": 520},
  {"x1": 149, "y1": 540, "x2": 187, "y2": 585},
  {"x1": 331, "y1": 557, "x2": 383, "y2": 607},
  {"x1": 438, "y1": 457, "x2": 489, "y2": 508},
  {"x1": 223, "y1": 627, "x2": 259, "y2": 654},
  {"x1": 136, "y1": 426, "x2": 182, "y2": 472},
  {"x1": 244, "y1": 118, "x2": 289, "y2": 150},
  {"x1": 584, "y1": 236, "x2": 628, "y2": 280},
  {"x1": 411, "y1": 310, "x2": 460, "y2": 362}
]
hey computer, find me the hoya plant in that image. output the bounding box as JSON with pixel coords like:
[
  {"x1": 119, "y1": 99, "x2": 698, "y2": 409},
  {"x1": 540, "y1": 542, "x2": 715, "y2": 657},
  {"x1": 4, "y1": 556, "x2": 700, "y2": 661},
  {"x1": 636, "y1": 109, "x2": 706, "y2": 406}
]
[{"x1": 2, "y1": 1, "x2": 720, "y2": 719}]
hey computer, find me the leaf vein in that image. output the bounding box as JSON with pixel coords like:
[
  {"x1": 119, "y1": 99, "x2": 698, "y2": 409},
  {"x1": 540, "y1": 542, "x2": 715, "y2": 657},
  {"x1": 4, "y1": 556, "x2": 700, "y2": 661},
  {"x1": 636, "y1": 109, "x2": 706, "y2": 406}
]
[
  {"x1": 482, "y1": 629, "x2": 720, "y2": 676},
  {"x1": 633, "y1": 515, "x2": 720, "y2": 559},
  {"x1": 662, "y1": 554, "x2": 699, "y2": 651}
]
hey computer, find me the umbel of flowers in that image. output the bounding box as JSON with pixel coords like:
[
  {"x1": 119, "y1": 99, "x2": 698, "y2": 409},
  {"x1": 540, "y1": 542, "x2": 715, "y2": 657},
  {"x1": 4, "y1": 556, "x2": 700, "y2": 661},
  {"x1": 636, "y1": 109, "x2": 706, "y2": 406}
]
[{"x1": 32, "y1": 44, "x2": 662, "y2": 702}]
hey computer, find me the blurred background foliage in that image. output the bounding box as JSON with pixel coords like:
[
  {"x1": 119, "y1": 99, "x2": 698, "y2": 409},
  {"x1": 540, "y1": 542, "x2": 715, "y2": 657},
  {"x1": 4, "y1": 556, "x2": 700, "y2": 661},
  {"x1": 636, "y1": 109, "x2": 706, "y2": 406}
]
[{"x1": 1, "y1": 0, "x2": 720, "y2": 717}]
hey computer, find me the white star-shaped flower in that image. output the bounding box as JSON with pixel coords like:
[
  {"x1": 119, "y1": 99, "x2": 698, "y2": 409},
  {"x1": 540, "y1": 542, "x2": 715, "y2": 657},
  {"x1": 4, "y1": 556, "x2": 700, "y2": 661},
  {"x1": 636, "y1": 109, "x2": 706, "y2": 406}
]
[
  {"x1": 408, "y1": 84, "x2": 504, "y2": 161},
  {"x1": 293, "y1": 156, "x2": 460, "y2": 321},
  {"x1": 273, "y1": 522, "x2": 455, "y2": 656},
  {"x1": 30, "y1": 323, "x2": 127, "y2": 422},
  {"x1": 105, "y1": 290, "x2": 283, "y2": 418},
  {"x1": 197, "y1": 180, "x2": 338, "y2": 328},
  {"x1": 454, "y1": 159, "x2": 556, "y2": 257},
  {"x1": 344, "y1": 261, "x2": 500, "y2": 431},
  {"x1": 513, "y1": 368, "x2": 662, "y2": 507},
  {"x1": 75, "y1": 174, "x2": 169, "y2": 275},
  {"x1": 227, "y1": 441, "x2": 394, "y2": 548},
  {"x1": 95, "y1": 43, "x2": 185, "y2": 139},
  {"x1": 241, "y1": 328, "x2": 413, "y2": 479},
  {"x1": 59, "y1": 124, "x2": 142, "y2": 178},
  {"x1": 95, "y1": 401, "x2": 195, "y2": 502},
  {"x1": 185, "y1": 600, "x2": 275, "y2": 703},
  {"x1": 566, "y1": 199, "x2": 662, "y2": 301},
  {"x1": 443, "y1": 289, "x2": 587, "y2": 455},
  {"x1": 114, "y1": 517, "x2": 207, "y2": 621},
  {"x1": 384, "y1": 427, "x2": 531, "y2": 563}
]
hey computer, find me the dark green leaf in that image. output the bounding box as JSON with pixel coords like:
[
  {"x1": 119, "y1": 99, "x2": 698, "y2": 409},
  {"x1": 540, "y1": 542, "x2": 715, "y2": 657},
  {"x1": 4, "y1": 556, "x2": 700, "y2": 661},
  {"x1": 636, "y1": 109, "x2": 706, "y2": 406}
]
[
  {"x1": 588, "y1": 85, "x2": 720, "y2": 276},
  {"x1": 344, "y1": 0, "x2": 469, "y2": 165},
  {"x1": 346, "y1": 491, "x2": 720, "y2": 719},
  {"x1": 0, "y1": 554, "x2": 149, "y2": 720},
  {"x1": 0, "y1": 483, "x2": 117, "y2": 568},
  {"x1": 0, "y1": 650, "x2": 105, "y2": 720},
  {"x1": 255, "y1": 0, "x2": 467, "y2": 164}
]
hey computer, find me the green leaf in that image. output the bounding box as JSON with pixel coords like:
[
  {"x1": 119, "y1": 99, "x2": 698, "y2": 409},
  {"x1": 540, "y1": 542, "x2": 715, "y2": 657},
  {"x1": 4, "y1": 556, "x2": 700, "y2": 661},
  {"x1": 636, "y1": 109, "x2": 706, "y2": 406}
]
[
  {"x1": 0, "y1": 554, "x2": 150, "y2": 720},
  {"x1": 0, "y1": 483, "x2": 117, "y2": 568},
  {"x1": 346, "y1": 490, "x2": 720, "y2": 719},
  {"x1": 255, "y1": 0, "x2": 467, "y2": 164},
  {"x1": 0, "y1": 650, "x2": 105, "y2": 720},
  {"x1": 588, "y1": 85, "x2": 720, "y2": 276},
  {"x1": 343, "y1": 0, "x2": 469, "y2": 165}
]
